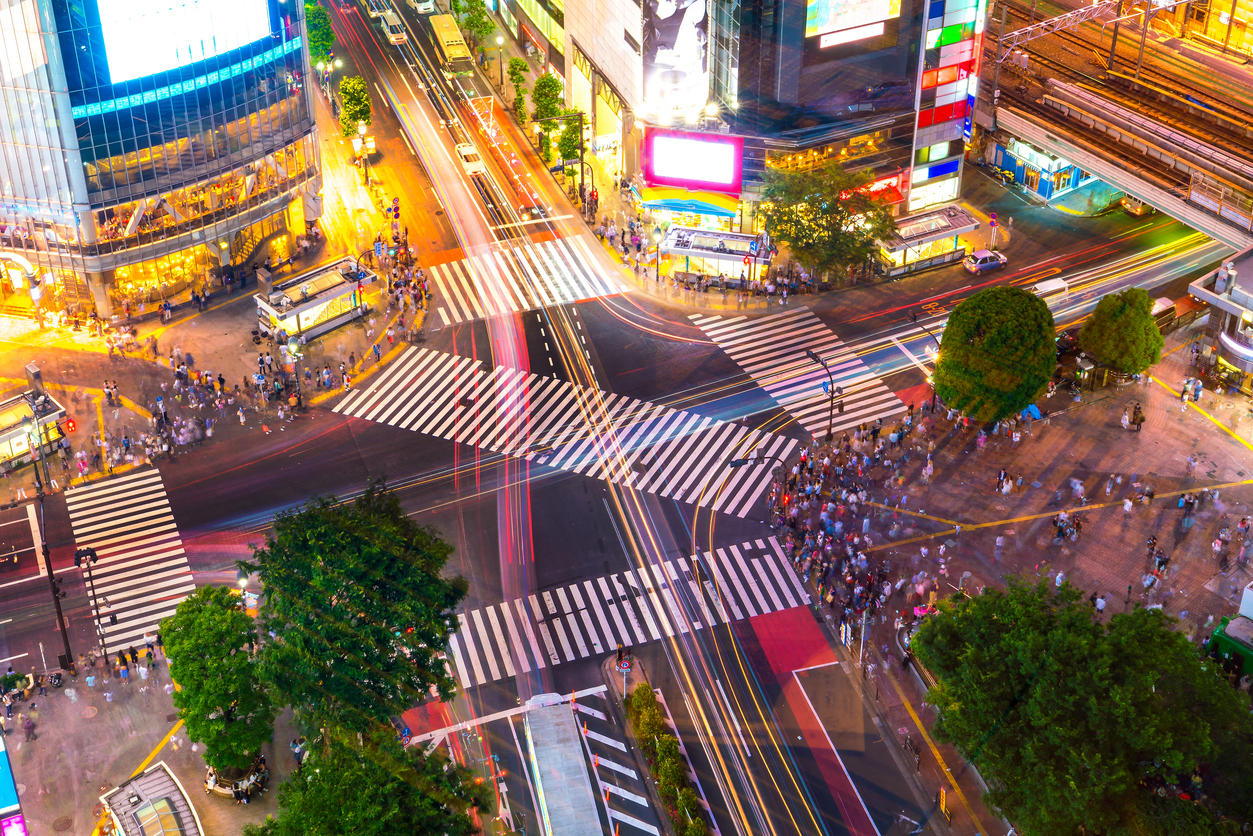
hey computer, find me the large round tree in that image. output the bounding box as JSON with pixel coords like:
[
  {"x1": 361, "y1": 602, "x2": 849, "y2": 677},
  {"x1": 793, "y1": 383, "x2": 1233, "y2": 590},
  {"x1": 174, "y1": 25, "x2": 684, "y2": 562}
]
[
  {"x1": 162, "y1": 586, "x2": 276, "y2": 772},
  {"x1": 933, "y1": 286, "x2": 1056, "y2": 422},
  {"x1": 1078, "y1": 287, "x2": 1164, "y2": 374}
]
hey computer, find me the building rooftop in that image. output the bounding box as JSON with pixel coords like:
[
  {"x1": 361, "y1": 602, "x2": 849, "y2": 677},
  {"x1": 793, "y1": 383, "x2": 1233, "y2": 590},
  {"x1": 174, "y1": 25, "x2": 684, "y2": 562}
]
[
  {"x1": 101, "y1": 762, "x2": 203, "y2": 836},
  {"x1": 882, "y1": 204, "x2": 980, "y2": 252}
]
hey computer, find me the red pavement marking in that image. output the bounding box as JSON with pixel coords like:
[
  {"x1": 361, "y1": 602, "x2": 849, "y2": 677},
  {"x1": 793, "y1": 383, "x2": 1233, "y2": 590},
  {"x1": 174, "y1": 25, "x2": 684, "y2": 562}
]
[
  {"x1": 529, "y1": 229, "x2": 559, "y2": 245},
  {"x1": 893, "y1": 383, "x2": 932, "y2": 412},
  {"x1": 400, "y1": 701, "x2": 452, "y2": 738},
  {"x1": 752, "y1": 608, "x2": 879, "y2": 836}
]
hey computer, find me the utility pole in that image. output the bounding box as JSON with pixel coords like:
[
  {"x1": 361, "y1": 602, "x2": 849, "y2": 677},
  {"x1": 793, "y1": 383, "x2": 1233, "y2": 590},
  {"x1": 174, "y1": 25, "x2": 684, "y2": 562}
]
[
  {"x1": 76, "y1": 547, "x2": 107, "y2": 660},
  {"x1": 1108, "y1": 0, "x2": 1126, "y2": 72},
  {"x1": 23, "y1": 387, "x2": 75, "y2": 676},
  {"x1": 990, "y1": 5, "x2": 1008, "y2": 130}
]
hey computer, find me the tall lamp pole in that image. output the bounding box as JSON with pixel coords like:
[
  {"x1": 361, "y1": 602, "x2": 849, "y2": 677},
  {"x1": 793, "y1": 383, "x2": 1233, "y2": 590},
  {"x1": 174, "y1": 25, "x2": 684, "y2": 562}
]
[
  {"x1": 496, "y1": 35, "x2": 505, "y2": 87},
  {"x1": 22, "y1": 395, "x2": 75, "y2": 676},
  {"x1": 804, "y1": 350, "x2": 843, "y2": 443},
  {"x1": 652, "y1": 228, "x2": 662, "y2": 281},
  {"x1": 910, "y1": 311, "x2": 943, "y2": 411}
]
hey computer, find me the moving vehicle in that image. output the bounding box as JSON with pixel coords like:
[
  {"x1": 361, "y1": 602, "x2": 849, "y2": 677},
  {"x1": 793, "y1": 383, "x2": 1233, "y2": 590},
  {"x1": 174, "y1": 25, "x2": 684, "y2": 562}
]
[
  {"x1": 406, "y1": 0, "x2": 435, "y2": 11},
  {"x1": 963, "y1": 249, "x2": 1008, "y2": 274},
  {"x1": 1055, "y1": 326, "x2": 1082, "y2": 358},
  {"x1": 361, "y1": 0, "x2": 388, "y2": 17},
  {"x1": 430, "y1": 14, "x2": 475, "y2": 78},
  {"x1": 455, "y1": 143, "x2": 486, "y2": 176},
  {"x1": 382, "y1": 10, "x2": 407, "y2": 44},
  {"x1": 1121, "y1": 195, "x2": 1155, "y2": 216},
  {"x1": 1151, "y1": 297, "x2": 1177, "y2": 333},
  {"x1": 1031, "y1": 277, "x2": 1070, "y2": 304}
]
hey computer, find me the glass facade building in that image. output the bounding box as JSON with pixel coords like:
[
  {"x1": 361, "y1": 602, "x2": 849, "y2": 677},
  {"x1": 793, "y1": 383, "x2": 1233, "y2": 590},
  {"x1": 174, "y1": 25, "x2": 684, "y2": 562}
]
[{"x1": 0, "y1": 0, "x2": 321, "y2": 316}]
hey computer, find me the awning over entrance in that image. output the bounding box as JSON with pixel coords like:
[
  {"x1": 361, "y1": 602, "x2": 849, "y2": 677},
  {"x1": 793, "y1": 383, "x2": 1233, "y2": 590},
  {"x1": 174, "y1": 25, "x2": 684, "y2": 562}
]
[{"x1": 637, "y1": 186, "x2": 739, "y2": 218}]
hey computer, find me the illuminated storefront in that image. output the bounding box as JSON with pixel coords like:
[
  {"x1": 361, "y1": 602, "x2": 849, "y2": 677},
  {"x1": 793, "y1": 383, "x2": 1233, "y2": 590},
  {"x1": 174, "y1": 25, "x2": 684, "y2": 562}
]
[
  {"x1": 991, "y1": 139, "x2": 1093, "y2": 201},
  {"x1": 0, "y1": 0, "x2": 321, "y2": 318},
  {"x1": 876, "y1": 204, "x2": 979, "y2": 276}
]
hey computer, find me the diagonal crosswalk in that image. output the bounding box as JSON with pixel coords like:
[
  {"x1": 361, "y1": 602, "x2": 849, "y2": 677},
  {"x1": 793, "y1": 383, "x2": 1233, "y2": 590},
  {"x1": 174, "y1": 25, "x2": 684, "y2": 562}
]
[
  {"x1": 65, "y1": 469, "x2": 196, "y2": 650},
  {"x1": 333, "y1": 347, "x2": 796, "y2": 517},
  {"x1": 447, "y1": 538, "x2": 809, "y2": 690},
  {"x1": 429, "y1": 236, "x2": 629, "y2": 326},
  {"x1": 690, "y1": 309, "x2": 908, "y2": 439}
]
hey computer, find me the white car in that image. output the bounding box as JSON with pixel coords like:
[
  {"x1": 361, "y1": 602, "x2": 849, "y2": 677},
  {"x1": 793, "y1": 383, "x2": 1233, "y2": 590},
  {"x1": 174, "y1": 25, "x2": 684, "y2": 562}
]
[
  {"x1": 455, "y1": 143, "x2": 486, "y2": 176},
  {"x1": 407, "y1": 0, "x2": 435, "y2": 11}
]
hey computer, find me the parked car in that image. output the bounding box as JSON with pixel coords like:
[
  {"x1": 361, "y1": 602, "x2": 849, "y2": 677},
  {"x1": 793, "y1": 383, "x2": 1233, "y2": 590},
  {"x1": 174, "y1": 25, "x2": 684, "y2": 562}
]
[
  {"x1": 1121, "y1": 195, "x2": 1155, "y2": 216},
  {"x1": 963, "y1": 249, "x2": 1008, "y2": 274},
  {"x1": 455, "y1": 143, "x2": 486, "y2": 176}
]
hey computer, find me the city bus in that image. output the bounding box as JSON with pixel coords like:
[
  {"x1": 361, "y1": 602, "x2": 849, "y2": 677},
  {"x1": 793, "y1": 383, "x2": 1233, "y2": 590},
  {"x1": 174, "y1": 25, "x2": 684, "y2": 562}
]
[{"x1": 430, "y1": 14, "x2": 475, "y2": 78}]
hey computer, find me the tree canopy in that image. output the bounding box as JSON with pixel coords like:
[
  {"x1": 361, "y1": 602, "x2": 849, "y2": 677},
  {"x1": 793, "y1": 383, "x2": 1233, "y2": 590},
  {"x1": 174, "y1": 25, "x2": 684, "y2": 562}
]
[
  {"x1": 756, "y1": 160, "x2": 897, "y2": 278},
  {"x1": 241, "y1": 730, "x2": 488, "y2": 836},
  {"x1": 556, "y1": 109, "x2": 584, "y2": 167},
  {"x1": 912, "y1": 580, "x2": 1253, "y2": 835},
  {"x1": 304, "y1": 4, "x2": 335, "y2": 60},
  {"x1": 244, "y1": 482, "x2": 466, "y2": 732},
  {"x1": 933, "y1": 286, "x2": 1056, "y2": 422},
  {"x1": 1078, "y1": 287, "x2": 1164, "y2": 374},
  {"x1": 507, "y1": 57, "x2": 529, "y2": 103},
  {"x1": 338, "y1": 76, "x2": 372, "y2": 137},
  {"x1": 162, "y1": 586, "x2": 275, "y2": 772},
  {"x1": 530, "y1": 72, "x2": 564, "y2": 124},
  {"x1": 461, "y1": 0, "x2": 495, "y2": 45}
]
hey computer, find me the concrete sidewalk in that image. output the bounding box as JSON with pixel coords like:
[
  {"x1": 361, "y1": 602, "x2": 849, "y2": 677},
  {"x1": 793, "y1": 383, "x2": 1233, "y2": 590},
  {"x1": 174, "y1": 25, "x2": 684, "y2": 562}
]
[{"x1": 9, "y1": 651, "x2": 300, "y2": 836}]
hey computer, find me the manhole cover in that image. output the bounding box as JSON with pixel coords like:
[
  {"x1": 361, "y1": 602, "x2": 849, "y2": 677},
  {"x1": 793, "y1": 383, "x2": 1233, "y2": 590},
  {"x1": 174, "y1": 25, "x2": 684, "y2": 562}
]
[
  {"x1": 81, "y1": 707, "x2": 98, "y2": 719},
  {"x1": 435, "y1": 210, "x2": 445, "y2": 216},
  {"x1": 166, "y1": 714, "x2": 178, "y2": 723},
  {"x1": 53, "y1": 817, "x2": 73, "y2": 831}
]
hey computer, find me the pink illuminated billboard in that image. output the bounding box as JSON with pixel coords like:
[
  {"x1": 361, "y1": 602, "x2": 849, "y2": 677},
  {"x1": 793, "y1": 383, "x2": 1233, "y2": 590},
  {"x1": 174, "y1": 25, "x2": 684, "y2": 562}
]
[{"x1": 643, "y1": 128, "x2": 744, "y2": 195}]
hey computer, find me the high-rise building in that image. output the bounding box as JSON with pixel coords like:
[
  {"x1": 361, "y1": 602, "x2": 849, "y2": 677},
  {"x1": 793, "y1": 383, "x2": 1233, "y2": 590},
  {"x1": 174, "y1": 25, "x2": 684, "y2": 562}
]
[
  {"x1": 504, "y1": 0, "x2": 984, "y2": 225},
  {"x1": 0, "y1": 0, "x2": 322, "y2": 317}
]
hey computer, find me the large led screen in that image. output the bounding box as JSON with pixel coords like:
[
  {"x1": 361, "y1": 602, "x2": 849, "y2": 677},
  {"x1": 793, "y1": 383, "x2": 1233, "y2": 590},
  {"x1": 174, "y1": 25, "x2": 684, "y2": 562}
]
[
  {"x1": 643, "y1": 128, "x2": 744, "y2": 194},
  {"x1": 97, "y1": 0, "x2": 274, "y2": 84},
  {"x1": 805, "y1": 0, "x2": 902, "y2": 39},
  {"x1": 642, "y1": 0, "x2": 710, "y2": 112}
]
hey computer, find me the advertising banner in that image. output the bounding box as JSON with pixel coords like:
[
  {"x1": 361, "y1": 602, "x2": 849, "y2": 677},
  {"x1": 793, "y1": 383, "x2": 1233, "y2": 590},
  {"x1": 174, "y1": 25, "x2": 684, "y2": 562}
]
[
  {"x1": 642, "y1": 0, "x2": 710, "y2": 113},
  {"x1": 643, "y1": 128, "x2": 743, "y2": 194}
]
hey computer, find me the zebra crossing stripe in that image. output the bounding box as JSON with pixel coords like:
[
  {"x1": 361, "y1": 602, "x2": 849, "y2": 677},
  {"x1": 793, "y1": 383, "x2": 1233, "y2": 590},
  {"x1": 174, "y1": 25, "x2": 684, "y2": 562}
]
[
  {"x1": 692, "y1": 309, "x2": 909, "y2": 439},
  {"x1": 428, "y1": 237, "x2": 629, "y2": 325},
  {"x1": 449, "y1": 539, "x2": 804, "y2": 689},
  {"x1": 65, "y1": 468, "x2": 195, "y2": 648},
  {"x1": 335, "y1": 347, "x2": 797, "y2": 518}
]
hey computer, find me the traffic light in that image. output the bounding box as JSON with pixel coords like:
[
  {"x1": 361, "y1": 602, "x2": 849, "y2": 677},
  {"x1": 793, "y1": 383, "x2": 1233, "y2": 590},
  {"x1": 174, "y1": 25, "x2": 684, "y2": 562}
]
[
  {"x1": 52, "y1": 577, "x2": 66, "y2": 598},
  {"x1": 109, "y1": 613, "x2": 118, "y2": 626},
  {"x1": 64, "y1": 418, "x2": 76, "y2": 433},
  {"x1": 74, "y1": 546, "x2": 98, "y2": 567}
]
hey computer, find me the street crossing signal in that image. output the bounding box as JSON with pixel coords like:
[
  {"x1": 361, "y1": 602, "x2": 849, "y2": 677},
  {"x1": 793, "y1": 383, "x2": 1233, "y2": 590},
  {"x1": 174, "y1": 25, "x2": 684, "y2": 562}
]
[
  {"x1": 109, "y1": 613, "x2": 118, "y2": 625},
  {"x1": 64, "y1": 418, "x2": 76, "y2": 433},
  {"x1": 74, "y1": 546, "x2": 98, "y2": 567}
]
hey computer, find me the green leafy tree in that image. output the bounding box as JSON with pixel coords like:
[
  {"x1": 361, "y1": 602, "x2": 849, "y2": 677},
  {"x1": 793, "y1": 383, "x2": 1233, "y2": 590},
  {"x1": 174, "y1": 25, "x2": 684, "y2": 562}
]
[
  {"x1": 161, "y1": 586, "x2": 275, "y2": 772},
  {"x1": 1078, "y1": 287, "x2": 1164, "y2": 374},
  {"x1": 530, "y1": 71, "x2": 564, "y2": 124},
  {"x1": 461, "y1": 0, "x2": 495, "y2": 45},
  {"x1": 241, "y1": 730, "x2": 489, "y2": 836},
  {"x1": 513, "y1": 86, "x2": 528, "y2": 123},
  {"x1": 912, "y1": 580, "x2": 1253, "y2": 835},
  {"x1": 557, "y1": 109, "x2": 583, "y2": 167},
  {"x1": 932, "y1": 286, "x2": 1056, "y2": 422},
  {"x1": 757, "y1": 159, "x2": 898, "y2": 278},
  {"x1": 507, "y1": 57, "x2": 529, "y2": 103},
  {"x1": 304, "y1": 3, "x2": 335, "y2": 60},
  {"x1": 338, "y1": 76, "x2": 372, "y2": 137},
  {"x1": 447, "y1": 0, "x2": 462, "y2": 14},
  {"x1": 243, "y1": 482, "x2": 467, "y2": 733}
]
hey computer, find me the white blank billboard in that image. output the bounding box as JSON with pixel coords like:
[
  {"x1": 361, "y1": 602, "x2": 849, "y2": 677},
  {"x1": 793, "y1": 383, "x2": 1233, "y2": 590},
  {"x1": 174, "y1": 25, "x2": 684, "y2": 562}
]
[{"x1": 97, "y1": 0, "x2": 273, "y2": 85}]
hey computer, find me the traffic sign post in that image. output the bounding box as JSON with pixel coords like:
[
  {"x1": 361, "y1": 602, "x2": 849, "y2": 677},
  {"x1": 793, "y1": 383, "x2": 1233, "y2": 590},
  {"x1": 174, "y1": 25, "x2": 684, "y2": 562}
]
[{"x1": 989, "y1": 211, "x2": 998, "y2": 248}]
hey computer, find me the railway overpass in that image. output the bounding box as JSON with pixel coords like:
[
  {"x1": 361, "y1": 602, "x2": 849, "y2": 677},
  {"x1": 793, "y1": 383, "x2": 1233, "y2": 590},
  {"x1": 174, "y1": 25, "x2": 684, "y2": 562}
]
[{"x1": 991, "y1": 76, "x2": 1253, "y2": 250}]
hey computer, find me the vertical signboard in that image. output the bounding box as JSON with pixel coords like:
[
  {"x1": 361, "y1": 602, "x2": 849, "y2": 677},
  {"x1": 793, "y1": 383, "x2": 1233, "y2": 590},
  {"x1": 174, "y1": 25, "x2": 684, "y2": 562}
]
[{"x1": 642, "y1": 0, "x2": 711, "y2": 114}]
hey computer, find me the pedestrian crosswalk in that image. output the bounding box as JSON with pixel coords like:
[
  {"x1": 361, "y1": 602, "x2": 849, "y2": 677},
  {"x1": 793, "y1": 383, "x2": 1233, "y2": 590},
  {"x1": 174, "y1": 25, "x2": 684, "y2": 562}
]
[
  {"x1": 333, "y1": 347, "x2": 796, "y2": 517},
  {"x1": 447, "y1": 538, "x2": 809, "y2": 690},
  {"x1": 691, "y1": 309, "x2": 908, "y2": 439},
  {"x1": 65, "y1": 469, "x2": 195, "y2": 650},
  {"x1": 429, "y1": 236, "x2": 629, "y2": 326}
]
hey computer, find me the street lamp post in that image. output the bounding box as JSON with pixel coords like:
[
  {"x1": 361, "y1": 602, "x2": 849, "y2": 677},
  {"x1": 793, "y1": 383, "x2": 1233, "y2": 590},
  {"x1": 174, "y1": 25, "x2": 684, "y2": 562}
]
[
  {"x1": 496, "y1": 35, "x2": 505, "y2": 87},
  {"x1": 75, "y1": 547, "x2": 107, "y2": 660},
  {"x1": 357, "y1": 120, "x2": 370, "y2": 186},
  {"x1": 909, "y1": 311, "x2": 943, "y2": 411},
  {"x1": 804, "y1": 350, "x2": 843, "y2": 443},
  {"x1": 22, "y1": 396, "x2": 75, "y2": 676}
]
